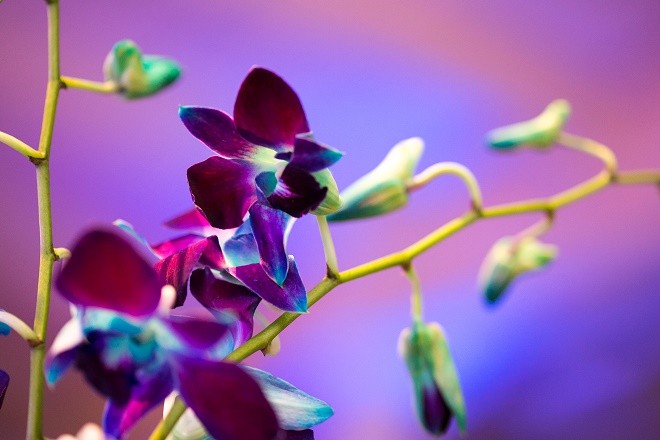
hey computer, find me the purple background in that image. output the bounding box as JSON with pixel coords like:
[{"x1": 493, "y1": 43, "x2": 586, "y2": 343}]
[{"x1": 1, "y1": 1, "x2": 658, "y2": 438}]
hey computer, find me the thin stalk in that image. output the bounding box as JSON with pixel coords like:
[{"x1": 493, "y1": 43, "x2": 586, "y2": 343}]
[
  {"x1": 316, "y1": 216, "x2": 339, "y2": 278},
  {"x1": 403, "y1": 264, "x2": 423, "y2": 322},
  {"x1": 27, "y1": 1, "x2": 61, "y2": 438},
  {"x1": 61, "y1": 76, "x2": 118, "y2": 94},
  {"x1": 154, "y1": 135, "x2": 659, "y2": 439},
  {"x1": 0, "y1": 131, "x2": 43, "y2": 160},
  {"x1": 408, "y1": 162, "x2": 483, "y2": 211},
  {"x1": 0, "y1": 310, "x2": 40, "y2": 347},
  {"x1": 614, "y1": 170, "x2": 660, "y2": 185}
]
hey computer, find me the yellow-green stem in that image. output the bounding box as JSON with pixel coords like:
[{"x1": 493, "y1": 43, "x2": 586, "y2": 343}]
[
  {"x1": 27, "y1": 1, "x2": 60, "y2": 438},
  {"x1": 0, "y1": 131, "x2": 43, "y2": 160},
  {"x1": 403, "y1": 265, "x2": 423, "y2": 322},
  {"x1": 61, "y1": 76, "x2": 118, "y2": 94},
  {"x1": 316, "y1": 216, "x2": 339, "y2": 278}
]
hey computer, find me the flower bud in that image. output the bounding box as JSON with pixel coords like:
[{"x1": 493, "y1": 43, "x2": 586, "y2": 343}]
[
  {"x1": 479, "y1": 236, "x2": 557, "y2": 304},
  {"x1": 398, "y1": 321, "x2": 466, "y2": 436},
  {"x1": 103, "y1": 39, "x2": 181, "y2": 99},
  {"x1": 311, "y1": 168, "x2": 342, "y2": 215},
  {"x1": 328, "y1": 137, "x2": 424, "y2": 221},
  {"x1": 486, "y1": 99, "x2": 571, "y2": 149}
]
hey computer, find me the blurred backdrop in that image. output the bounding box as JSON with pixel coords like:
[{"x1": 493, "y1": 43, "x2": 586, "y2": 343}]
[{"x1": 0, "y1": 1, "x2": 658, "y2": 438}]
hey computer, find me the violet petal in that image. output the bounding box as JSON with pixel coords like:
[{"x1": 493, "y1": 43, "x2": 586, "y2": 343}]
[
  {"x1": 155, "y1": 314, "x2": 233, "y2": 360},
  {"x1": 0, "y1": 369, "x2": 9, "y2": 411},
  {"x1": 234, "y1": 67, "x2": 309, "y2": 150},
  {"x1": 103, "y1": 361, "x2": 174, "y2": 440},
  {"x1": 173, "y1": 356, "x2": 279, "y2": 440},
  {"x1": 287, "y1": 136, "x2": 343, "y2": 173},
  {"x1": 249, "y1": 201, "x2": 292, "y2": 285},
  {"x1": 57, "y1": 230, "x2": 162, "y2": 317},
  {"x1": 267, "y1": 165, "x2": 327, "y2": 218},
  {"x1": 190, "y1": 268, "x2": 261, "y2": 346},
  {"x1": 223, "y1": 221, "x2": 260, "y2": 267},
  {"x1": 228, "y1": 256, "x2": 307, "y2": 312},
  {"x1": 154, "y1": 236, "x2": 224, "y2": 308},
  {"x1": 179, "y1": 106, "x2": 266, "y2": 160},
  {"x1": 188, "y1": 156, "x2": 259, "y2": 229},
  {"x1": 46, "y1": 317, "x2": 85, "y2": 386},
  {"x1": 151, "y1": 233, "x2": 205, "y2": 259}
]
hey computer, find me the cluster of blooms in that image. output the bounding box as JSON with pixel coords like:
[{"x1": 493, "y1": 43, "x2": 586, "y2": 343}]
[{"x1": 46, "y1": 68, "x2": 341, "y2": 440}]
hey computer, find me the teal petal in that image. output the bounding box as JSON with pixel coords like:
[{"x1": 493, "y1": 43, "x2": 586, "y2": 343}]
[
  {"x1": 245, "y1": 367, "x2": 334, "y2": 430},
  {"x1": 328, "y1": 137, "x2": 424, "y2": 221},
  {"x1": 0, "y1": 310, "x2": 9, "y2": 336},
  {"x1": 486, "y1": 99, "x2": 571, "y2": 149}
]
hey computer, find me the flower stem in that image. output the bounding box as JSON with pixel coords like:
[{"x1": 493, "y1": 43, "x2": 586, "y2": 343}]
[
  {"x1": 61, "y1": 76, "x2": 118, "y2": 94},
  {"x1": 154, "y1": 137, "x2": 658, "y2": 440},
  {"x1": 0, "y1": 310, "x2": 40, "y2": 347},
  {"x1": 403, "y1": 264, "x2": 423, "y2": 322},
  {"x1": 408, "y1": 162, "x2": 483, "y2": 211},
  {"x1": 316, "y1": 215, "x2": 339, "y2": 278},
  {"x1": 27, "y1": 1, "x2": 61, "y2": 438},
  {"x1": 0, "y1": 131, "x2": 43, "y2": 160}
]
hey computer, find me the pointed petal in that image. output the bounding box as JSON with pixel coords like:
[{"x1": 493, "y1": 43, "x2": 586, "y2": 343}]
[
  {"x1": 151, "y1": 234, "x2": 204, "y2": 259},
  {"x1": 164, "y1": 208, "x2": 211, "y2": 230},
  {"x1": 285, "y1": 136, "x2": 343, "y2": 173},
  {"x1": 112, "y1": 219, "x2": 159, "y2": 258},
  {"x1": 46, "y1": 317, "x2": 84, "y2": 386},
  {"x1": 0, "y1": 369, "x2": 9, "y2": 411},
  {"x1": 245, "y1": 367, "x2": 333, "y2": 430},
  {"x1": 188, "y1": 156, "x2": 260, "y2": 229},
  {"x1": 190, "y1": 268, "x2": 262, "y2": 346},
  {"x1": 228, "y1": 256, "x2": 307, "y2": 312},
  {"x1": 103, "y1": 361, "x2": 174, "y2": 439},
  {"x1": 180, "y1": 106, "x2": 276, "y2": 161},
  {"x1": 154, "y1": 237, "x2": 225, "y2": 307},
  {"x1": 267, "y1": 165, "x2": 327, "y2": 218},
  {"x1": 173, "y1": 356, "x2": 279, "y2": 440},
  {"x1": 249, "y1": 202, "x2": 292, "y2": 285},
  {"x1": 57, "y1": 230, "x2": 161, "y2": 317},
  {"x1": 234, "y1": 67, "x2": 309, "y2": 150},
  {"x1": 154, "y1": 315, "x2": 233, "y2": 360}
]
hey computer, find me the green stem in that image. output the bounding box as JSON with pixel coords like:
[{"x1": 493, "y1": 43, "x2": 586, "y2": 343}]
[
  {"x1": 0, "y1": 310, "x2": 40, "y2": 346},
  {"x1": 408, "y1": 162, "x2": 483, "y2": 211},
  {"x1": 403, "y1": 264, "x2": 423, "y2": 322},
  {"x1": 61, "y1": 76, "x2": 118, "y2": 94},
  {"x1": 614, "y1": 170, "x2": 660, "y2": 185},
  {"x1": 154, "y1": 136, "x2": 659, "y2": 439},
  {"x1": 316, "y1": 216, "x2": 339, "y2": 278},
  {"x1": 27, "y1": 1, "x2": 60, "y2": 438},
  {"x1": 148, "y1": 396, "x2": 187, "y2": 440},
  {"x1": 0, "y1": 131, "x2": 43, "y2": 160}
]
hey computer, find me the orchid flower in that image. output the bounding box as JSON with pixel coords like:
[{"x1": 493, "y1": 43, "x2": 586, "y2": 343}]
[
  {"x1": 46, "y1": 230, "x2": 330, "y2": 439},
  {"x1": 0, "y1": 368, "x2": 8, "y2": 411},
  {"x1": 181, "y1": 67, "x2": 343, "y2": 230}
]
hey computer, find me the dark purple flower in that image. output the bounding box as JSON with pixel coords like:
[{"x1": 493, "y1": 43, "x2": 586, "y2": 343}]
[
  {"x1": 181, "y1": 67, "x2": 343, "y2": 230},
  {"x1": 46, "y1": 230, "x2": 279, "y2": 440},
  {"x1": 0, "y1": 368, "x2": 9, "y2": 411}
]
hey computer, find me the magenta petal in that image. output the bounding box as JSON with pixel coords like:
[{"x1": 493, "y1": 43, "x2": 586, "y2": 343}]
[
  {"x1": 57, "y1": 230, "x2": 162, "y2": 317},
  {"x1": 154, "y1": 237, "x2": 224, "y2": 307},
  {"x1": 188, "y1": 156, "x2": 259, "y2": 229},
  {"x1": 268, "y1": 165, "x2": 328, "y2": 218},
  {"x1": 103, "y1": 362, "x2": 174, "y2": 440},
  {"x1": 283, "y1": 430, "x2": 315, "y2": 440},
  {"x1": 249, "y1": 202, "x2": 292, "y2": 285},
  {"x1": 151, "y1": 233, "x2": 205, "y2": 259},
  {"x1": 163, "y1": 208, "x2": 211, "y2": 230},
  {"x1": 179, "y1": 106, "x2": 262, "y2": 160},
  {"x1": 0, "y1": 369, "x2": 8, "y2": 411},
  {"x1": 228, "y1": 256, "x2": 307, "y2": 312},
  {"x1": 190, "y1": 268, "x2": 261, "y2": 346},
  {"x1": 173, "y1": 356, "x2": 279, "y2": 440},
  {"x1": 234, "y1": 67, "x2": 309, "y2": 150},
  {"x1": 288, "y1": 136, "x2": 343, "y2": 172}
]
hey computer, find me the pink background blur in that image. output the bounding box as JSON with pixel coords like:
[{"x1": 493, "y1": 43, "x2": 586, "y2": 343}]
[{"x1": 1, "y1": 1, "x2": 658, "y2": 439}]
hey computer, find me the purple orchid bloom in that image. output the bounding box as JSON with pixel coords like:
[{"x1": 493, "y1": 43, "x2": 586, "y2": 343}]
[
  {"x1": 181, "y1": 67, "x2": 343, "y2": 230},
  {"x1": 47, "y1": 230, "x2": 331, "y2": 439},
  {"x1": 0, "y1": 368, "x2": 8, "y2": 411}
]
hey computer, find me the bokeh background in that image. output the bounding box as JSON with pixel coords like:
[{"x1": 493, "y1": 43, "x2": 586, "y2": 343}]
[{"x1": 1, "y1": 1, "x2": 658, "y2": 438}]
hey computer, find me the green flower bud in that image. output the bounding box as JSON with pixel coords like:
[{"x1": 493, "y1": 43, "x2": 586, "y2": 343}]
[
  {"x1": 398, "y1": 321, "x2": 467, "y2": 435},
  {"x1": 103, "y1": 39, "x2": 181, "y2": 99},
  {"x1": 327, "y1": 137, "x2": 424, "y2": 221},
  {"x1": 479, "y1": 235, "x2": 558, "y2": 304},
  {"x1": 486, "y1": 99, "x2": 571, "y2": 149},
  {"x1": 311, "y1": 168, "x2": 342, "y2": 215}
]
